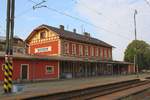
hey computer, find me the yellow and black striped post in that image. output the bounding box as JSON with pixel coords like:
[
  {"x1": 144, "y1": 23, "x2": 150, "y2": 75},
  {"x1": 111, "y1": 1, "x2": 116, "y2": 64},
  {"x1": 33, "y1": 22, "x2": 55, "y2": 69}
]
[
  {"x1": 4, "y1": 0, "x2": 15, "y2": 94},
  {"x1": 4, "y1": 55, "x2": 13, "y2": 93}
]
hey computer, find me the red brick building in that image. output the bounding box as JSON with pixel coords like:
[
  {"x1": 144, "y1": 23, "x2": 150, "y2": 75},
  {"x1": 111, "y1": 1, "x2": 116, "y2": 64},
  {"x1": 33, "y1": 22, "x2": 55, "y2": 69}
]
[
  {"x1": 0, "y1": 24, "x2": 135, "y2": 81},
  {"x1": 25, "y1": 24, "x2": 135, "y2": 78},
  {"x1": 0, "y1": 54, "x2": 59, "y2": 81}
]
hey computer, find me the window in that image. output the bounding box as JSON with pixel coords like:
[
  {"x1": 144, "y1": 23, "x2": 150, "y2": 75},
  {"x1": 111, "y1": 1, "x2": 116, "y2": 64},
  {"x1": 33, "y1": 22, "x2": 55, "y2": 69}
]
[
  {"x1": 72, "y1": 44, "x2": 76, "y2": 55},
  {"x1": 85, "y1": 46, "x2": 88, "y2": 56},
  {"x1": 91, "y1": 47, "x2": 94, "y2": 56},
  {"x1": 79, "y1": 45, "x2": 83, "y2": 56},
  {"x1": 96, "y1": 48, "x2": 99, "y2": 56},
  {"x1": 99, "y1": 48, "x2": 103, "y2": 58},
  {"x1": 46, "y1": 66, "x2": 54, "y2": 74},
  {"x1": 108, "y1": 49, "x2": 111, "y2": 59},
  {"x1": 0, "y1": 44, "x2": 4, "y2": 51},
  {"x1": 104, "y1": 48, "x2": 107, "y2": 58},
  {"x1": 40, "y1": 32, "x2": 46, "y2": 39},
  {"x1": 17, "y1": 48, "x2": 25, "y2": 54},
  {"x1": 64, "y1": 42, "x2": 69, "y2": 54},
  {"x1": 13, "y1": 47, "x2": 17, "y2": 53}
]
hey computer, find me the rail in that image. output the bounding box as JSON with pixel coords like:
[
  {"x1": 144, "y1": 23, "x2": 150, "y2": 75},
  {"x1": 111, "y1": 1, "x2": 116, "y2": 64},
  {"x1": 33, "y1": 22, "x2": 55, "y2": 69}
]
[{"x1": 23, "y1": 79, "x2": 150, "y2": 100}]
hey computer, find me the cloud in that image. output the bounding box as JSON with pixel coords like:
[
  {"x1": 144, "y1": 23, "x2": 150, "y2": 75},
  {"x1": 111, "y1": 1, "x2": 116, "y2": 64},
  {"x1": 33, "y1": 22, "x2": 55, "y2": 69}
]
[{"x1": 74, "y1": 0, "x2": 150, "y2": 61}]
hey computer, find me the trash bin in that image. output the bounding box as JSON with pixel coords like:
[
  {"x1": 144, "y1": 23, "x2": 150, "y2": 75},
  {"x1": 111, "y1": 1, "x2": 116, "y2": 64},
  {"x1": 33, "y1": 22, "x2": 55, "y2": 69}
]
[{"x1": 13, "y1": 84, "x2": 24, "y2": 93}]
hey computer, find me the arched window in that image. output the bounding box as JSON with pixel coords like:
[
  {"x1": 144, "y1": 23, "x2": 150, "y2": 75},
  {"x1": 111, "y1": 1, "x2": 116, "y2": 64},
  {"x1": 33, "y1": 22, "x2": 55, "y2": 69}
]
[{"x1": 40, "y1": 32, "x2": 46, "y2": 39}]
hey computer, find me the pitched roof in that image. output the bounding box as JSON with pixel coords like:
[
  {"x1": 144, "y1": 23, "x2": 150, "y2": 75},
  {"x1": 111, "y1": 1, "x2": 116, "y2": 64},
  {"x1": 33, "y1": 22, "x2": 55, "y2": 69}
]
[
  {"x1": 26, "y1": 24, "x2": 114, "y2": 48},
  {"x1": 0, "y1": 36, "x2": 23, "y2": 42}
]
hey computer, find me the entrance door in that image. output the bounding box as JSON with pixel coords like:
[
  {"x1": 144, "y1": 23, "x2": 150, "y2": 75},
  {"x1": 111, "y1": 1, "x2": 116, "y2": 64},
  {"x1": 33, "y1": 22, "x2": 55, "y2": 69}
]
[{"x1": 21, "y1": 64, "x2": 28, "y2": 80}]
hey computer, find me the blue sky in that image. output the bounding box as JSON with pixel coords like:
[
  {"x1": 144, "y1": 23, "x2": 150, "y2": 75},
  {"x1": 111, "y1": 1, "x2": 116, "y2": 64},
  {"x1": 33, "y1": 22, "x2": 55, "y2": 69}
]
[
  {"x1": 0, "y1": 0, "x2": 95, "y2": 38},
  {"x1": 0, "y1": 0, "x2": 150, "y2": 60}
]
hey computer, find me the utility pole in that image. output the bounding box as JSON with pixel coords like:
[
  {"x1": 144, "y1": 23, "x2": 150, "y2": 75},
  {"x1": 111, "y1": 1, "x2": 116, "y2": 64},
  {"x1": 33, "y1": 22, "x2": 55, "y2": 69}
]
[
  {"x1": 133, "y1": 9, "x2": 138, "y2": 77},
  {"x1": 134, "y1": 10, "x2": 137, "y2": 40},
  {"x1": 4, "y1": 0, "x2": 15, "y2": 93}
]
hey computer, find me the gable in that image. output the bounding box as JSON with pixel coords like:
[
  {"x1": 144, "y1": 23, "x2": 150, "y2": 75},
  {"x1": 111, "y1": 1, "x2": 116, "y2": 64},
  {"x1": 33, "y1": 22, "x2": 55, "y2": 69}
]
[{"x1": 26, "y1": 26, "x2": 59, "y2": 44}]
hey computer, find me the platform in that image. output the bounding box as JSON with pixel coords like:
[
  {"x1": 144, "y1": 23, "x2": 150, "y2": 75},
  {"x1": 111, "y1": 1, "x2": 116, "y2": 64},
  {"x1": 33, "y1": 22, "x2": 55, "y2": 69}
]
[{"x1": 0, "y1": 73, "x2": 149, "y2": 100}]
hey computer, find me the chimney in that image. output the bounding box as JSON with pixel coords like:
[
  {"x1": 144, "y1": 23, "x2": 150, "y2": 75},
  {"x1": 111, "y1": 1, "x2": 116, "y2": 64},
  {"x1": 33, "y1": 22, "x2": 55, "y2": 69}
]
[
  {"x1": 84, "y1": 32, "x2": 90, "y2": 37},
  {"x1": 73, "y1": 29, "x2": 76, "y2": 33},
  {"x1": 59, "y1": 25, "x2": 64, "y2": 30}
]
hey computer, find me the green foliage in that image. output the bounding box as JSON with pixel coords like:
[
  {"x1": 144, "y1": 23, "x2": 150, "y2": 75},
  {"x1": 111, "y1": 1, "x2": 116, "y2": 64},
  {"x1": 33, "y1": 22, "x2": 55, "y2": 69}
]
[{"x1": 124, "y1": 40, "x2": 150, "y2": 70}]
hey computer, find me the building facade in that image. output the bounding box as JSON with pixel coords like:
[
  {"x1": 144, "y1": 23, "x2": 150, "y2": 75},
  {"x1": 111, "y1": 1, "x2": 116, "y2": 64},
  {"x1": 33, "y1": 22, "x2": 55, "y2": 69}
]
[
  {"x1": 0, "y1": 54, "x2": 59, "y2": 81},
  {"x1": 25, "y1": 24, "x2": 135, "y2": 79},
  {"x1": 0, "y1": 36, "x2": 26, "y2": 54}
]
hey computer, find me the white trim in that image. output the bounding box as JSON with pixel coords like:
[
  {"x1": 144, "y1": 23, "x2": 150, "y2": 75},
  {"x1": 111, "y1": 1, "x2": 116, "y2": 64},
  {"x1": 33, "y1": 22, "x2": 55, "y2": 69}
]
[
  {"x1": 85, "y1": 45, "x2": 89, "y2": 56},
  {"x1": 96, "y1": 47, "x2": 99, "y2": 57},
  {"x1": 79, "y1": 45, "x2": 83, "y2": 56},
  {"x1": 20, "y1": 64, "x2": 29, "y2": 80},
  {"x1": 64, "y1": 41, "x2": 69, "y2": 54},
  {"x1": 71, "y1": 43, "x2": 76, "y2": 55},
  {"x1": 91, "y1": 47, "x2": 94, "y2": 56}
]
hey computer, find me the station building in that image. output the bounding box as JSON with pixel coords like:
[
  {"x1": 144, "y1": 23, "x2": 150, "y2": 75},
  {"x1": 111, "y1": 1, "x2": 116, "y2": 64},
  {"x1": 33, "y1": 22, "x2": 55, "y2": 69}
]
[{"x1": 0, "y1": 24, "x2": 135, "y2": 81}]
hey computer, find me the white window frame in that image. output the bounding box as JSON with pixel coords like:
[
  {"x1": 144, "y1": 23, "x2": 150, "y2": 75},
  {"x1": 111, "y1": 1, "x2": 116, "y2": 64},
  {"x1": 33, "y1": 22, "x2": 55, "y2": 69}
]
[
  {"x1": 64, "y1": 42, "x2": 69, "y2": 54},
  {"x1": 85, "y1": 46, "x2": 89, "y2": 56},
  {"x1": 20, "y1": 64, "x2": 29, "y2": 80},
  {"x1": 72, "y1": 43, "x2": 76, "y2": 55},
  {"x1": 40, "y1": 31, "x2": 46, "y2": 39},
  {"x1": 104, "y1": 48, "x2": 107, "y2": 58},
  {"x1": 99, "y1": 48, "x2": 103, "y2": 58},
  {"x1": 96, "y1": 47, "x2": 99, "y2": 56},
  {"x1": 79, "y1": 45, "x2": 83, "y2": 56},
  {"x1": 45, "y1": 66, "x2": 54, "y2": 74}
]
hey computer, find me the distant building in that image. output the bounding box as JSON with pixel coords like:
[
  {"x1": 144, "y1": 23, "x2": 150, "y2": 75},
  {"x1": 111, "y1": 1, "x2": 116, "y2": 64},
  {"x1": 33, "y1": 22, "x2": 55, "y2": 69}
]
[
  {"x1": 0, "y1": 36, "x2": 26, "y2": 54},
  {"x1": 0, "y1": 25, "x2": 135, "y2": 82}
]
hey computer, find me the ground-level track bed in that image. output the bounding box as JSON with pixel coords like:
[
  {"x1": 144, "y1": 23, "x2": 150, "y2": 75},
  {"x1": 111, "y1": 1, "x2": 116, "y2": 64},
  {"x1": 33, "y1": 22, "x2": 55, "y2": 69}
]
[{"x1": 23, "y1": 79, "x2": 150, "y2": 100}]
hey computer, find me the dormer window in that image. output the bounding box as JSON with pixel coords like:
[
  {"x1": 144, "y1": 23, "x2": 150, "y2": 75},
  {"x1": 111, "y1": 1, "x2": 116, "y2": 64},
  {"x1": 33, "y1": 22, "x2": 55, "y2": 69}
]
[{"x1": 40, "y1": 32, "x2": 46, "y2": 39}]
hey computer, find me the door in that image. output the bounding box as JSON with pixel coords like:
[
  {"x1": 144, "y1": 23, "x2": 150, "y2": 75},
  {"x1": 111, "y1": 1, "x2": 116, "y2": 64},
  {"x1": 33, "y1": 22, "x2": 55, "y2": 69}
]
[{"x1": 21, "y1": 64, "x2": 28, "y2": 80}]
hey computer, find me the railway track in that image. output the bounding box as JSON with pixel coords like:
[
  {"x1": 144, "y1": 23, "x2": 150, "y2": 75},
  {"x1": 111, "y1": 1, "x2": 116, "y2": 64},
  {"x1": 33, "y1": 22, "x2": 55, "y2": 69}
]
[{"x1": 25, "y1": 79, "x2": 150, "y2": 100}]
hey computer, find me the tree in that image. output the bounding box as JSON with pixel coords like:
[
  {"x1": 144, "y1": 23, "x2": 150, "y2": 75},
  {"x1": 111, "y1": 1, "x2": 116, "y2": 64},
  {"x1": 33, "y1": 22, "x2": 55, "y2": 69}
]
[{"x1": 124, "y1": 40, "x2": 150, "y2": 70}]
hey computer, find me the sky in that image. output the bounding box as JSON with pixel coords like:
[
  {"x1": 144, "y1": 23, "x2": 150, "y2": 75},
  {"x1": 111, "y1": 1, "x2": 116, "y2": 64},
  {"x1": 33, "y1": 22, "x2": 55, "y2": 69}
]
[{"x1": 0, "y1": 0, "x2": 150, "y2": 61}]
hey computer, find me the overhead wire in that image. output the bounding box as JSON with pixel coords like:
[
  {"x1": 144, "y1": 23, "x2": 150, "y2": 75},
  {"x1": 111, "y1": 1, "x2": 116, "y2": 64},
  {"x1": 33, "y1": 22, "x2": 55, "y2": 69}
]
[
  {"x1": 144, "y1": 0, "x2": 150, "y2": 7},
  {"x1": 45, "y1": 6, "x2": 131, "y2": 40},
  {"x1": 15, "y1": 0, "x2": 46, "y2": 19},
  {"x1": 15, "y1": 7, "x2": 33, "y2": 19},
  {"x1": 72, "y1": 0, "x2": 150, "y2": 44},
  {"x1": 26, "y1": 0, "x2": 132, "y2": 41},
  {"x1": 72, "y1": 0, "x2": 102, "y2": 15},
  {"x1": 73, "y1": 0, "x2": 126, "y2": 32}
]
